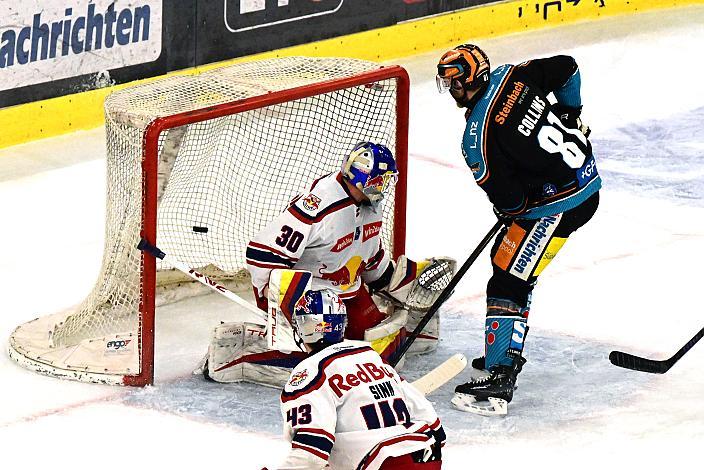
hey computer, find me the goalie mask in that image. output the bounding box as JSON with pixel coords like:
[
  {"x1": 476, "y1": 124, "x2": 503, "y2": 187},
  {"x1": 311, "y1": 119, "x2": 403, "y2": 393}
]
[
  {"x1": 341, "y1": 142, "x2": 398, "y2": 206},
  {"x1": 292, "y1": 289, "x2": 348, "y2": 345}
]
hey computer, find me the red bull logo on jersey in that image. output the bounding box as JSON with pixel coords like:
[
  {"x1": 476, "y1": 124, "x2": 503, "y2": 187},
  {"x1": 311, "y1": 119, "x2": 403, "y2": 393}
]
[
  {"x1": 363, "y1": 221, "x2": 382, "y2": 241},
  {"x1": 332, "y1": 233, "x2": 354, "y2": 252},
  {"x1": 302, "y1": 193, "x2": 321, "y2": 211},
  {"x1": 328, "y1": 362, "x2": 395, "y2": 398},
  {"x1": 319, "y1": 256, "x2": 363, "y2": 290},
  {"x1": 289, "y1": 369, "x2": 309, "y2": 387},
  {"x1": 303, "y1": 193, "x2": 321, "y2": 211}
]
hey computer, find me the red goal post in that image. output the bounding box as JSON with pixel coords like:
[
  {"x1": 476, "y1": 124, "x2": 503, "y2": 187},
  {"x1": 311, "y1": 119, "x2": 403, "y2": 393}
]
[{"x1": 9, "y1": 57, "x2": 410, "y2": 386}]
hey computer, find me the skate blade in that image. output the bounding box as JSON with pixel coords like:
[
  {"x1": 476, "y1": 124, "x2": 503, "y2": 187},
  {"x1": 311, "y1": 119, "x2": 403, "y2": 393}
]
[{"x1": 451, "y1": 393, "x2": 508, "y2": 417}]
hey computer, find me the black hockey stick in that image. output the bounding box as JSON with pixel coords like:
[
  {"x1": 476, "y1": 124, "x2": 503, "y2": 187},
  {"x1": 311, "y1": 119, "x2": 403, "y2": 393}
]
[
  {"x1": 609, "y1": 326, "x2": 704, "y2": 374},
  {"x1": 389, "y1": 219, "x2": 504, "y2": 367}
]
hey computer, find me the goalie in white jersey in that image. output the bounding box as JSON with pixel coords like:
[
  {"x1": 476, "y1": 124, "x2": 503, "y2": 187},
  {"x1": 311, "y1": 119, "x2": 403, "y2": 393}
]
[
  {"x1": 247, "y1": 142, "x2": 400, "y2": 348},
  {"x1": 198, "y1": 142, "x2": 456, "y2": 386},
  {"x1": 247, "y1": 141, "x2": 456, "y2": 353},
  {"x1": 267, "y1": 289, "x2": 445, "y2": 470}
]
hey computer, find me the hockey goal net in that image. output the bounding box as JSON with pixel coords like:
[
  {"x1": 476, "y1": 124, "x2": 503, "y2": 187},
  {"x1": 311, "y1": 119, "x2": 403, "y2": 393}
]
[{"x1": 9, "y1": 57, "x2": 409, "y2": 386}]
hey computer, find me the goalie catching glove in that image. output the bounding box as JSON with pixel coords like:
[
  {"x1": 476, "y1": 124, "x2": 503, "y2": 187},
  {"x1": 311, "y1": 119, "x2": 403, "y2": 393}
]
[
  {"x1": 370, "y1": 255, "x2": 457, "y2": 355},
  {"x1": 372, "y1": 255, "x2": 457, "y2": 311}
]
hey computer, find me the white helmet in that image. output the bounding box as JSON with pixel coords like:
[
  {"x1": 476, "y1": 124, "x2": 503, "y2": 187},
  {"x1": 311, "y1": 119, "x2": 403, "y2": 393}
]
[{"x1": 292, "y1": 289, "x2": 347, "y2": 345}]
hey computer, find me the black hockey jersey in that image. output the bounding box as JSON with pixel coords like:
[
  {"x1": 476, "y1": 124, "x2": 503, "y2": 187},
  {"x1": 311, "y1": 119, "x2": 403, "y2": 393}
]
[{"x1": 461, "y1": 56, "x2": 601, "y2": 219}]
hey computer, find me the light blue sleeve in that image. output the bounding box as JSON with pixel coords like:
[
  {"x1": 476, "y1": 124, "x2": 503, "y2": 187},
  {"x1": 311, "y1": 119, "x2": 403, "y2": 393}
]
[{"x1": 553, "y1": 69, "x2": 581, "y2": 107}]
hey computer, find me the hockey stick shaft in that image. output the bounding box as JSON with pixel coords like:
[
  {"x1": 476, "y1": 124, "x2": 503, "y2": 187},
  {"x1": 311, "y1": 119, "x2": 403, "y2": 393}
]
[
  {"x1": 609, "y1": 326, "x2": 704, "y2": 373},
  {"x1": 137, "y1": 238, "x2": 267, "y2": 324},
  {"x1": 390, "y1": 220, "x2": 505, "y2": 367},
  {"x1": 411, "y1": 353, "x2": 467, "y2": 396}
]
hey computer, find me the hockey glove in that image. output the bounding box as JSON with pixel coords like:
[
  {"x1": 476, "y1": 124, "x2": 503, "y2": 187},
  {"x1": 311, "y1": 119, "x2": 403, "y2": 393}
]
[
  {"x1": 492, "y1": 206, "x2": 514, "y2": 226},
  {"x1": 376, "y1": 255, "x2": 456, "y2": 311},
  {"x1": 553, "y1": 104, "x2": 591, "y2": 138}
]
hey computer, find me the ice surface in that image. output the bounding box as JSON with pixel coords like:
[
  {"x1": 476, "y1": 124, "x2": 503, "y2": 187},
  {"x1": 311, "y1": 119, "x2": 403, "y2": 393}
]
[{"x1": 2, "y1": 6, "x2": 704, "y2": 469}]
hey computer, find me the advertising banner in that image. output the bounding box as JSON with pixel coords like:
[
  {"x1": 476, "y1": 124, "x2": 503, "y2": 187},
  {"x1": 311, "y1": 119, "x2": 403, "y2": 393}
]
[
  {"x1": 0, "y1": 0, "x2": 162, "y2": 92},
  {"x1": 1, "y1": 0, "x2": 672, "y2": 113},
  {"x1": 196, "y1": 0, "x2": 485, "y2": 65},
  {"x1": 0, "y1": 0, "x2": 491, "y2": 108}
]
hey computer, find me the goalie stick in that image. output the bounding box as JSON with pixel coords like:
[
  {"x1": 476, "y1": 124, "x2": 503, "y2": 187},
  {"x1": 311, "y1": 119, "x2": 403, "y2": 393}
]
[
  {"x1": 137, "y1": 238, "x2": 267, "y2": 324},
  {"x1": 390, "y1": 220, "x2": 505, "y2": 367},
  {"x1": 609, "y1": 326, "x2": 704, "y2": 374},
  {"x1": 139, "y1": 240, "x2": 306, "y2": 352}
]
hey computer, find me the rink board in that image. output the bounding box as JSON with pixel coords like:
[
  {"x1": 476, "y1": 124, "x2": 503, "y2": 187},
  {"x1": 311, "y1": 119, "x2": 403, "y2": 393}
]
[{"x1": 0, "y1": 0, "x2": 702, "y2": 149}]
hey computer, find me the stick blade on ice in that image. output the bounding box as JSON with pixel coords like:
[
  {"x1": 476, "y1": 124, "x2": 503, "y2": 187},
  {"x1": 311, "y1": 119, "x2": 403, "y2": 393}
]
[
  {"x1": 609, "y1": 326, "x2": 704, "y2": 374},
  {"x1": 608, "y1": 350, "x2": 669, "y2": 374}
]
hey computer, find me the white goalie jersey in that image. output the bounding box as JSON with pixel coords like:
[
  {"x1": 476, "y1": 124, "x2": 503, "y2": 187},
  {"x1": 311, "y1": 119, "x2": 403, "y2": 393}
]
[
  {"x1": 246, "y1": 172, "x2": 391, "y2": 300},
  {"x1": 276, "y1": 340, "x2": 444, "y2": 470}
]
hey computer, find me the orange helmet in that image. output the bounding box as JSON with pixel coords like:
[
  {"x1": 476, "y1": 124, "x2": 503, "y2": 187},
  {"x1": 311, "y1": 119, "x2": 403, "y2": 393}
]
[{"x1": 436, "y1": 44, "x2": 490, "y2": 99}]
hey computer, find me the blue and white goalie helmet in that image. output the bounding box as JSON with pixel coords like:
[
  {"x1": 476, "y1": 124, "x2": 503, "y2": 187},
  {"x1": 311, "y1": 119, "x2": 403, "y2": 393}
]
[
  {"x1": 292, "y1": 289, "x2": 348, "y2": 345},
  {"x1": 341, "y1": 142, "x2": 398, "y2": 206}
]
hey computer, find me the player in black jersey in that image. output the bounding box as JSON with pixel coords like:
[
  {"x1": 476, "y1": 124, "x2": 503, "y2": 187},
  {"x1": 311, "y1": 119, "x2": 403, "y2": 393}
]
[{"x1": 436, "y1": 44, "x2": 601, "y2": 416}]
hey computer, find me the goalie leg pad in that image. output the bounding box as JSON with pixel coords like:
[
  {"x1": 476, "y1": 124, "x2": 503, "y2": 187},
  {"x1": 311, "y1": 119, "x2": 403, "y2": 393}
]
[
  {"x1": 203, "y1": 322, "x2": 305, "y2": 387},
  {"x1": 405, "y1": 308, "x2": 439, "y2": 356},
  {"x1": 267, "y1": 269, "x2": 312, "y2": 353},
  {"x1": 363, "y1": 308, "x2": 408, "y2": 368}
]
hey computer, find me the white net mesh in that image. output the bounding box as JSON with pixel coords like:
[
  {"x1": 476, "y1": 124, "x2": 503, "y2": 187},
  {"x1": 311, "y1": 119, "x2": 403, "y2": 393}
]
[{"x1": 49, "y1": 57, "x2": 403, "y2": 357}]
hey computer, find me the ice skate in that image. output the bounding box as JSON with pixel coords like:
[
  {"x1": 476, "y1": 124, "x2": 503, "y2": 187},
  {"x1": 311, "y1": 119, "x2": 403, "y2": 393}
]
[{"x1": 451, "y1": 356, "x2": 526, "y2": 416}]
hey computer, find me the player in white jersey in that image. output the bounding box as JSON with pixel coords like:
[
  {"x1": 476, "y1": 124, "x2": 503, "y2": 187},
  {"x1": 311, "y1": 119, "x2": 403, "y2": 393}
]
[
  {"x1": 246, "y1": 142, "x2": 399, "y2": 347},
  {"x1": 247, "y1": 141, "x2": 449, "y2": 361},
  {"x1": 197, "y1": 142, "x2": 455, "y2": 386},
  {"x1": 266, "y1": 289, "x2": 444, "y2": 470}
]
